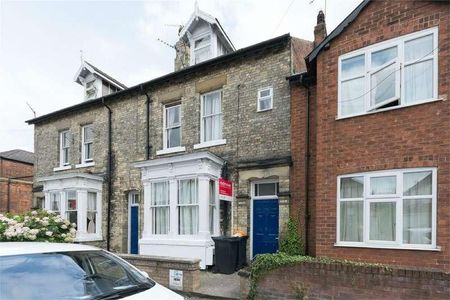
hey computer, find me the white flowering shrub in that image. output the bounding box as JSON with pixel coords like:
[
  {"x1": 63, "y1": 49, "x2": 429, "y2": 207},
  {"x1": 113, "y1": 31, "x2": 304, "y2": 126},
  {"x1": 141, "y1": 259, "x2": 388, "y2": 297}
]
[{"x1": 0, "y1": 209, "x2": 76, "y2": 243}]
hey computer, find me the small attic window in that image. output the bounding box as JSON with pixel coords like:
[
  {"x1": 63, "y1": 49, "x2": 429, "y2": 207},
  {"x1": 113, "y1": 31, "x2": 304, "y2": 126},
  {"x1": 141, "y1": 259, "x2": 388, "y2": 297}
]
[
  {"x1": 85, "y1": 80, "x2": 97, "y2": 100},
  {"x1": 193, "y1": 34, "x2": 211, "y2": 64}
]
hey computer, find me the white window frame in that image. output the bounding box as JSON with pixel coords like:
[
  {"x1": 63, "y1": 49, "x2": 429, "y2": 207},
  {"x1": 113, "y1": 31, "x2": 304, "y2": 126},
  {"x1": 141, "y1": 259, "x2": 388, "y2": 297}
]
[
  {"x1": 192, "y1": 33, "x2": 212, "y2": 64},
  {"x1": 257, "y1": 87, "x2": 273, "y2": 112},
  {"x1": 59, "y1": 130, "x2": 70, "y2": 167},
  {"x1": 81, "y1": 124, "x2": 94, "y2": 164},
  {"x1": 177, "y1": 177, "x2": 199, "y2": 235},
  {"x1": 163, "y1": 103, "x2": 182, "y2": 150},
  {"x1": 65, "y1": 190, "x2": 78, "y2": 226},
  {"x1": 337, "y1": 27, "x2": 439, "y2": 119},
  {"x1": 209, "y1": 180, "x2": 216, "y2": 235},
  {"x1": 336, "y1": 168, "x2": 438, "y2": 251},
  {"x1": 87, "y1": 192, "x2": 98, "y2": 234},
  {"x1": 150, "y1": 181, "x2": 170, "y2": 235},
  {"x1": 199, "y1": 89, "x2": 224, "y2": 145},
  {"x1": 85, "y1": 80, "x2": 97, "y2": 100}
]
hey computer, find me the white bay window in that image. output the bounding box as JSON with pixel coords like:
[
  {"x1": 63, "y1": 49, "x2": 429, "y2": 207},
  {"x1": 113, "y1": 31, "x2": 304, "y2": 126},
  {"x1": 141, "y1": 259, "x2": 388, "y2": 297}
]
[
  {"x1": 40, "y1": 174, "x2": 103, "y2": 242},
  {"x1": 337, "y1": 168, "x2": 437, "y2": 250},
  {"x1": 338, "y1": 27, "x2": 438, "y2": 118},
  {"x1": 136, "y1": 152, "x2": 223, "y2": 269}
]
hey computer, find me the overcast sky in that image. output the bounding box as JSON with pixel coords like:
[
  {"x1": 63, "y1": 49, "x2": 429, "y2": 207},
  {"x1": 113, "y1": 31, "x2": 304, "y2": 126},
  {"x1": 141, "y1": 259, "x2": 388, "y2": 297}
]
[{"x1": 0, "y1": 0, "x2": 361, "y2": 152}]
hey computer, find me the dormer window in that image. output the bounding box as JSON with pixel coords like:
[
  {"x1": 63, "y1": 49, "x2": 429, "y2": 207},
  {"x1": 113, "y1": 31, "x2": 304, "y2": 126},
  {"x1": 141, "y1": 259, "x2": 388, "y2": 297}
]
[
  {"x1": 85, "y1": 80, "x2": 97, "y2": 100},
  {"x1": 193, "y1": 34, "x2": 211, "y2": 64}
]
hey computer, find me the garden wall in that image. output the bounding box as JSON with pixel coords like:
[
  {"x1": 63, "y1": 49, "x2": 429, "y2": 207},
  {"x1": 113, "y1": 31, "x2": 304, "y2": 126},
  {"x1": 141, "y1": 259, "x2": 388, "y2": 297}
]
[
  {"x1": 120, "y1": 254, "x2": 200, "y2": 293},
  {"x1": 240, "y1": 261, "x2": 450, "y2": 299}
]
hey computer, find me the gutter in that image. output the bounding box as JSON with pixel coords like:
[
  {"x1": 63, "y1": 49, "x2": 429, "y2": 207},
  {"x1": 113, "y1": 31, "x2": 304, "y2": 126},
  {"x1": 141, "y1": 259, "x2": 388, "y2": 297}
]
[{"x1": 101, "y1": 98, "x2": 113, "y2": 251}]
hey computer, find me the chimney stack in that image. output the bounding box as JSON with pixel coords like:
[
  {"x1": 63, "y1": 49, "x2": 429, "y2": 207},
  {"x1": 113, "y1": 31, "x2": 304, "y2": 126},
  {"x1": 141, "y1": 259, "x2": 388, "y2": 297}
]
[{"x1": 314, "y1": 10, "x2": 327, "y2": 47}]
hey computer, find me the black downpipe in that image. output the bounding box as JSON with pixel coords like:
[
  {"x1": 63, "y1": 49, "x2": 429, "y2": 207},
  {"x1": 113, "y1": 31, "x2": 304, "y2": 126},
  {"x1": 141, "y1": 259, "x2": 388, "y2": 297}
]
[
  {"x1": 6, "y1": 178, "x2": 11, "y2": 213},
  {"x1": 102, "y1": 98, "x2": 113, "y2": 251},
  {"x1": 141, "y1": 85, "x2": 152, "y2": 160},
  {"x1": 301, "y1": 82, "x2": 311, "y2": 256}
]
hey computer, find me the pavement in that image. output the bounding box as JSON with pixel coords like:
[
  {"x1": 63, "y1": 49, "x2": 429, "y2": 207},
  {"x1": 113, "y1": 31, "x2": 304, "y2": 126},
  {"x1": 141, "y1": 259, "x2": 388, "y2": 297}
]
[{"x1": 184, "y1": 270, "x2": 240, "y2": 299}]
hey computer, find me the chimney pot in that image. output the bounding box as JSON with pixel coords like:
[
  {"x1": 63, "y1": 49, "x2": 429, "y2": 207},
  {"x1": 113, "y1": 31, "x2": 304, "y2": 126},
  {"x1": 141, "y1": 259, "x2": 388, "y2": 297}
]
[{"x1": 314, "y1": 10, "x2": 327, "y2": 47}]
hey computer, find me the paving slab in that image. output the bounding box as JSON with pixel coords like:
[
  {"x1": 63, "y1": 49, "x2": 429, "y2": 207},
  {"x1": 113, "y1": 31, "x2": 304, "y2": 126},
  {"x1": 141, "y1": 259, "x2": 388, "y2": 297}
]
[{"x1": 190, "y1": 270, "x2": 240, "y2": 299}]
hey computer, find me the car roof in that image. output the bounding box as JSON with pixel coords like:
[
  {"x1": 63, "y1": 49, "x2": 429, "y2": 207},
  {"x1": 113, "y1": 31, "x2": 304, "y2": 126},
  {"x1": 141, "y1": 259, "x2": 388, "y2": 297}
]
[{"x1": 0, "y1": 242, "x2": 101, "y2": 256}]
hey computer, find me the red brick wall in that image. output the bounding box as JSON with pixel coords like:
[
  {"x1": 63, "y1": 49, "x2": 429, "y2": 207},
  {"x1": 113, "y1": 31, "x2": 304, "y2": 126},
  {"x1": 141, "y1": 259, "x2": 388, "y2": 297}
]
[
  {"x1": 291, "y1": 0, "x2": 450, "y2": 270},
  {"x1": 0, "y1": 179, "x2": 33, "y2": 213},
  {"x1": 243, "y1": 262, "x2": 450, "y2": 300},
  {"x1": 0, "y1": 158, "x2": 34, "y2": 213}
]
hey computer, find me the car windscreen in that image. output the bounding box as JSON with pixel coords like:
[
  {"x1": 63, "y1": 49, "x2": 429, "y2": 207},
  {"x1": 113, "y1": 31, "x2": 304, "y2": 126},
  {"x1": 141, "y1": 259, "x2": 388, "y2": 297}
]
[{"x1": 0, "y1": 250, "x2": 155, "y2": 300}]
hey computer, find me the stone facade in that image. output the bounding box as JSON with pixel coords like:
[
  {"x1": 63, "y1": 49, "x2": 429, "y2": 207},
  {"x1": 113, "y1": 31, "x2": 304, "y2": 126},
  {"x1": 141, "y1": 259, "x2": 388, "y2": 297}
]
[{"x1": 31, "y1": 35, "x2": 312, "y2": 263}]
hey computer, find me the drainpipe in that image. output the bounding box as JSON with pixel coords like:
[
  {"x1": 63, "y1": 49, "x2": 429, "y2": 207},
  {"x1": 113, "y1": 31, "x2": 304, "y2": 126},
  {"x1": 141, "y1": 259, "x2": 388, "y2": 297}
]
[
  {"x1": 7, "y1": 178, "x2": 11, "y2": 213},
  {"x1": 141, "y1": 85, "x2": 152, "y2": 160},
  {"x1": 102, "y1": 98, "x2": 113, "y2": 251},
  {"x1": 301, "y1": 81, "x2": 311, "y2": 256}
]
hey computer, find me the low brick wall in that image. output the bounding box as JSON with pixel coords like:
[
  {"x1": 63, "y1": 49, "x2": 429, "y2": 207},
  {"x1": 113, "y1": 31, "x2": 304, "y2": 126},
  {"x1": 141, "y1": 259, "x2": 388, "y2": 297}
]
[
  {"x1": 240, "y1": 262, "x2": 450, "y2": 299},
  {"x1": 120, "y1": 254, "x2": 200, "y2": 293}
]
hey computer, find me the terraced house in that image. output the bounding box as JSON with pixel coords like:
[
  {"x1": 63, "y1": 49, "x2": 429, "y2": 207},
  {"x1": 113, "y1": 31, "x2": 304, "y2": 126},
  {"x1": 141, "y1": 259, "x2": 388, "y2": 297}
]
[
  {"x1": 27, "y1": 6, "x2": 312, "y2": 268},
  {"x1": 290, "y1": 0, "x2": 449, "y2": 271}
]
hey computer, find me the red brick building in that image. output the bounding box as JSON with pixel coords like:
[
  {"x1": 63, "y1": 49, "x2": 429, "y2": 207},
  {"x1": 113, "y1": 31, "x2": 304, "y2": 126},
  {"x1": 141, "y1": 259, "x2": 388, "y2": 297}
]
[
  {"x1": 0, "y1": 149, "x2": 34, "y2": 213},
  {"x1": 290, "y1": 0, "x2": 449, "y2": 270}
]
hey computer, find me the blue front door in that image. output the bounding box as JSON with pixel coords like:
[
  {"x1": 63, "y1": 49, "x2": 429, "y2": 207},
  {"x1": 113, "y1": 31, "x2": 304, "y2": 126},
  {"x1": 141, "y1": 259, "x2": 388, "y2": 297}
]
[
  {"x1": 252, "y1": 199, "x2": 279, "y2": 257},
  {"x1": 130, "y1": 205, "x2": 139, "y2": 254}
]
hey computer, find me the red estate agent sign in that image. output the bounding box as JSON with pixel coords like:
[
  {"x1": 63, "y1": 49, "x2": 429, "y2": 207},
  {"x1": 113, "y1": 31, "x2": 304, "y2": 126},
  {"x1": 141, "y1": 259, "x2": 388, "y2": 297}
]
[{"x1": 219, "y1": 178, "x2": 233, "y2": 201}]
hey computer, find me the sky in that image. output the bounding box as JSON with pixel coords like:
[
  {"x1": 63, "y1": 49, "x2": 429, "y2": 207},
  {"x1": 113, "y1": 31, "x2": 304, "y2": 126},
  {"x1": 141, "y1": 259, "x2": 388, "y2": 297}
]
[{"x1": 0, "y1": 0, "x2": 361, "y2": 152}]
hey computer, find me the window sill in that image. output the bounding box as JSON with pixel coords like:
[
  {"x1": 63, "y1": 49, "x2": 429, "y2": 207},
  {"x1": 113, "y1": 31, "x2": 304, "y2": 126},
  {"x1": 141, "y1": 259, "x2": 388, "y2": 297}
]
[
  {"x1": 75, "y1": 161, "x2": 95, "y2": 169},
  {"x1": 257, "y1": 107, "x2": 273, "y2": 113},
  {"x1": 336, "y1": 98, "x2": 444, "y2": 120},
  {"x1": 193, "y1": 139, "x2": 226, "y2": 149},
  {"x1": 75, "y1": 234, "x2": 103, "y2": 242},
  {"x1": 53, "y1": 165, "x2": 72, "y2": 172},
  {"x1": 334, "y1": 243, "x2": 441, "y2": 252},
  {"x1": 156, "y1": 146, "x2": 186, "y2": 156}
]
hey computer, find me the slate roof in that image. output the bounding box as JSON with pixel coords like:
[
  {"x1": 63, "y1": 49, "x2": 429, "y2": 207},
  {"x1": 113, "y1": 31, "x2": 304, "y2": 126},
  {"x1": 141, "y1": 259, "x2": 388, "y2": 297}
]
[
  {"x1": 27, "y1": 34, "x2": 292, "y2": 125},
  {"x1": 84, "y1": 61, "x2": 128, "y2": 89},
  {"x1": 0, "y1": 149, "x2": 34, "y2": 165}
]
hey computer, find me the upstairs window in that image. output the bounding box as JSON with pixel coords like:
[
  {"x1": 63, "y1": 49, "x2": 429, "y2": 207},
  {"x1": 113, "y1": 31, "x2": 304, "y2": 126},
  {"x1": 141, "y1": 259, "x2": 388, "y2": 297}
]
[
  {"x1": 164, "y1": 104, "x2": 181, "y2": 149},
  {"x1": 201, "y1": 90, "x2": 223, "y2": 143},
  {"x1": 193, "y1": 34, "x2": 211, "y2": 64},
  {"x1": 85, "y1": 80, "x2": 97, "y2": 100},
  {"x1": 338, "y1": 27, "x2": 438, "y2": 118},
  {"x1": 59, "y1": 130, "x2": 70, "y2": 166},
  {"x1": 257, "y1": 87, "x2": 273, "y2": 112},
  {"x1": 81, "y1": 124, "x2": 94, "y2": 163}
]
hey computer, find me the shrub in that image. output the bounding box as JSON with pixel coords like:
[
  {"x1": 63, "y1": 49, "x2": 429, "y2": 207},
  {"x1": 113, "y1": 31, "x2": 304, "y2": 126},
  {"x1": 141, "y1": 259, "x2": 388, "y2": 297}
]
[
  {"x1": 0, "y1": 209, "x2": 76, "y2": 243},
  {"x1": 280, "y1": 217, "x2": 304, "y2": 256}
]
